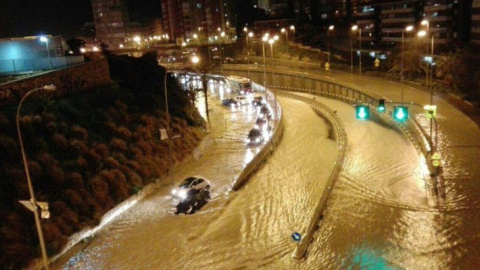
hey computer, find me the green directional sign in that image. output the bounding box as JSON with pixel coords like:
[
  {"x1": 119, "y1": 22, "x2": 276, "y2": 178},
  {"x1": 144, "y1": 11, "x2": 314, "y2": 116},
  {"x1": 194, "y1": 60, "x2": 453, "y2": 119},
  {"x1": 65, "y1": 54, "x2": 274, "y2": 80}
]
[
  {"x1": 356, "y1": 105, "x2": 370, "y2": 119},
  {"x1": 393, "y1": 106, "x2": 408, "y2": 121}
]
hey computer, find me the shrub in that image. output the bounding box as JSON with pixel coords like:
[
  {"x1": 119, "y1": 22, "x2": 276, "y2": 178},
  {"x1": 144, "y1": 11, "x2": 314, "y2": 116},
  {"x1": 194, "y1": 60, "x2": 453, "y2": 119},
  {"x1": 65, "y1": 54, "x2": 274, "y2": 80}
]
[
  {"x1": 90, "y1": 176, "x2": 114, "y2": 210},
  {"x1": 110, "y1": 138, "x2": 128, "y2": 152},
  {"x1": 104, "y1": 156, "x2": 121, "y2": 169},
  {"x1": 71, "y1": 125, "x2": 88, "y2": 141}
]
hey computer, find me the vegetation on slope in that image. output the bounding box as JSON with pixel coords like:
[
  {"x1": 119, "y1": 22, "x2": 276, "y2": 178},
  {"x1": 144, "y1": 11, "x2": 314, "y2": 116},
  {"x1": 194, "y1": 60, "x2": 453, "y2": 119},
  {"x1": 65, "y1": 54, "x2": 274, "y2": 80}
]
[{"x1": 0, "y1": 53, "x2": 205, "y2": 269}]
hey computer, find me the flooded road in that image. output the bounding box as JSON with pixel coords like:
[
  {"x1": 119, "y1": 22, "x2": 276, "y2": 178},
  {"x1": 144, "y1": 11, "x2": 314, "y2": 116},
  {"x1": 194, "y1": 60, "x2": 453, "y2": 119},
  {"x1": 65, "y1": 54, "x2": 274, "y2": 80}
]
[{"x1": 51, "y1": 80, "x2": 480, "y2": 269}]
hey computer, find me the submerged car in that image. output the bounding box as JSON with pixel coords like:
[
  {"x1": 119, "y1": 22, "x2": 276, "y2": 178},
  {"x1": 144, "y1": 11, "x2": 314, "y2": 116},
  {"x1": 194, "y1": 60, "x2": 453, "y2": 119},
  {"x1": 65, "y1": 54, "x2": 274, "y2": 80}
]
[
  {"x1": 246, "y1": 128, "x2": 264, "y2": 146},
  {"x1": 171, "y1": 176, "x2": 211, "y2": 200},
  {"x1": 175, "y1": 186, "x2": 211, "y2": 215}
]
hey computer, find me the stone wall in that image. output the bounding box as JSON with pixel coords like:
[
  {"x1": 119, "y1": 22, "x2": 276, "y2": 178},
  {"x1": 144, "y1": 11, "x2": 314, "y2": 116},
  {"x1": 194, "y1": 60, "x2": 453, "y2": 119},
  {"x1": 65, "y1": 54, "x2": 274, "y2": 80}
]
[{"x1": 0, "y1": 58, "x2": 111, "y2": 107}]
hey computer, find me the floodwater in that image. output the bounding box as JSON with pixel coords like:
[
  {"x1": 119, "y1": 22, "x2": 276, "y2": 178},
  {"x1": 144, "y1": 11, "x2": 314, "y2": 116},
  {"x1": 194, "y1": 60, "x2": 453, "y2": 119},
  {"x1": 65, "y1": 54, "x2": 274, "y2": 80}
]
[{"x1": 51, "y1": 80, "x2": 480, "y2": 269}]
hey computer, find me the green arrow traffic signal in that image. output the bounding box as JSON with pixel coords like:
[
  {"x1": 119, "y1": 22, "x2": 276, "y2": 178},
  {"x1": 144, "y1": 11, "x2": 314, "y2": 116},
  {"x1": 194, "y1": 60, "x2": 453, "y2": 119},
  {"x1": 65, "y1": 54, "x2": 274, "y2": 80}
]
[
  {"x1": 355, "y1": 105, "x2": 370, "y2": 119},
  {"x1": 393, "y1": 106, "x2": 408, "y2": 121}
]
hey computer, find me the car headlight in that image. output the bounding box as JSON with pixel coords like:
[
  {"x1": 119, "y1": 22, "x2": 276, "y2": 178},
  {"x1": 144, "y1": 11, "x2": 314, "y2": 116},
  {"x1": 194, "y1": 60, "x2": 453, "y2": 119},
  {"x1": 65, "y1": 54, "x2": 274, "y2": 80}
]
[
  {"x1": 259, "y1": 113, "x2": 264, "y2": 118},
  {"x1": 178, "y1": 189, "x2": 187, "y2": 199},
  {"x1": 246, "y1": 138, "x2": 251, "y2": 143},
  {"x1": 255, "y1": 138, "x2": 260, "y2": 143},
  {"x1": 253, "y1": 124, "x2": 259, "y2": 129},
  {"x1": 171, "y1": 189, "x2": 177, "y2": 196}
]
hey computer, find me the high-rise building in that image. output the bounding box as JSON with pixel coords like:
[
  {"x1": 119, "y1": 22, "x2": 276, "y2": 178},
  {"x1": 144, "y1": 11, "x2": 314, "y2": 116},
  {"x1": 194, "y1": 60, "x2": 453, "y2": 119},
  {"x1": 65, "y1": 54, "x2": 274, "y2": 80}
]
[
  {"x1": 91, "y1": 0, "x2": 130, "y2": 48},
  {"x1": 161, "y1": 0, "x2": 228, "y2": 44},
  {"x1": 472, "y1": 0, "x2": 480, "y2": 44}
]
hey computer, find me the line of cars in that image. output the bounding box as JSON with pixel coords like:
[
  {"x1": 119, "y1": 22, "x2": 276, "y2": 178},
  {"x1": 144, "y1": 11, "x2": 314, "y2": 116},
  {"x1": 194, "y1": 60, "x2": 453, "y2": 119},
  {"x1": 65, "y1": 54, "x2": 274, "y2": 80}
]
[{"x1": 247, "y1": 102, "x2": 273, "y2": 146}]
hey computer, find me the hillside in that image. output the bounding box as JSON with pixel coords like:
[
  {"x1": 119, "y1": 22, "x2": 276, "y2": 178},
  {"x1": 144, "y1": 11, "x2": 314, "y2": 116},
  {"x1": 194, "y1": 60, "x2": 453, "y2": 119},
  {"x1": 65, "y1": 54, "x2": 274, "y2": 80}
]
[{"x1": 0, "y1": 53, "x2": 206, "y2": 269}]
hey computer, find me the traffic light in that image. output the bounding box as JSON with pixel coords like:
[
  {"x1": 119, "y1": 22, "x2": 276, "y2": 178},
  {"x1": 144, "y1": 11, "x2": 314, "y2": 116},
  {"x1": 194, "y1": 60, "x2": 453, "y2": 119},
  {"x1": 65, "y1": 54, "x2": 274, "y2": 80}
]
[
  {"x1": 355, "y1": 105, "x2": 370, "y2": 119},
  {"x1": 393, "y1": 106, "x2": 409, "y2": 121},
  {"x1": 378, "y1": 99, "x2": 385, "y2": 112}
]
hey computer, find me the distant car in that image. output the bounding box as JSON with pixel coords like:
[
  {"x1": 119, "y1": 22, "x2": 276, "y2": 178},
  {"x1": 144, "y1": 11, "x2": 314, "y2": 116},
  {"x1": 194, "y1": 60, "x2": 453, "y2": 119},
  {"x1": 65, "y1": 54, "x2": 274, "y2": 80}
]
[
  {"x1": 258, "y1": 105, "x2": 272, "y2": 119},
  {"x1": 246, "y1": 128, "x2": 264, "y2": 146},
  {"x1": 171, "y1": 176, "x2": 211, "y2": 200},
  {"x1": 222, "y1": 98, "x2": 240, "y2": 107},
  {"x1": 254, "y1": 116, "x2": 271, "y2": 131},
  {"x1": 235, "y1": 95, "x2": 250, "y2": 105},
  {"x1": 252, "y1": 96, "x2": 265, "y2": 107}
]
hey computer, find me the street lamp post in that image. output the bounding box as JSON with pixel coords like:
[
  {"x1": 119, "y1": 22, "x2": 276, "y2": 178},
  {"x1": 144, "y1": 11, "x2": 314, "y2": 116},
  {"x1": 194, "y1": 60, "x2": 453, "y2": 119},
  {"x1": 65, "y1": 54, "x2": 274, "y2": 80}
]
[
  {"x1": 421, "y1": 20, "x2": 430, "y2": 88},
  {"x1": 262, "y1": 35, "x2": 268, "y2": 95},
  {"x1": 269, "y1": 38, "x2": 277, "y2": 118},
  {"x1": 401, "y1": 25, "x2": 414, "y2": 105},
  {"x1": 39, "y1": 36, "x2": 52, "y2": 70},
  {"x1": 290, "y1": 25, "x2": 295, "y2": 43},
  {"x1": 351, "y1": 25, "x2": 362, "y2": 76},
  {"x1": 327, "y1": 25, "x2": 334, "y2": 74},
  {"x1": 281, "y1": 28, "x2": 289, "y2": 55},
  {"x1": 17, "y1": 84, "x2": 56, "y2": 270},
  {"x1": 162, "y1": 63, "x2": 175, "y2": 188},
  {"x1": 191, "y1": 55, "x2": 210, "y2": 126}
]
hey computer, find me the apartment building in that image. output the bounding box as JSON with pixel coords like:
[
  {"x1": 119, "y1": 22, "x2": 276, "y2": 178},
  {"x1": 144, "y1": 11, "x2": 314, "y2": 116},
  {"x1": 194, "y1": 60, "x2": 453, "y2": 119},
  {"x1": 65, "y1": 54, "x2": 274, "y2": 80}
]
[
  {"x1": 161, "y1": 0, "x2": 228, "y2": 44},
  {"x1": 91, "y1": 0, "x2": 130, "y2": 48}
]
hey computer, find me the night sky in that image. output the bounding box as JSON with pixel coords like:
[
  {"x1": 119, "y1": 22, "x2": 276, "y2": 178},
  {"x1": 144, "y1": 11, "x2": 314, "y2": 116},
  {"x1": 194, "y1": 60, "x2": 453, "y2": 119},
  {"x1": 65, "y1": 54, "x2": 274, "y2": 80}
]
[{"x1": 0, "y1": 0, "x2": 162, "y2": 40}]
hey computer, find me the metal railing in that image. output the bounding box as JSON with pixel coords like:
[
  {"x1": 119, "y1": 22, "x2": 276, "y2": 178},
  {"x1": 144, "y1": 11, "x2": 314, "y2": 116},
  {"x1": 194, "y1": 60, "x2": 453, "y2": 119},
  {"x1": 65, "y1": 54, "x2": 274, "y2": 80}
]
[{"x1": 0, "y1": 56, "x2": 84, "y2": 75}]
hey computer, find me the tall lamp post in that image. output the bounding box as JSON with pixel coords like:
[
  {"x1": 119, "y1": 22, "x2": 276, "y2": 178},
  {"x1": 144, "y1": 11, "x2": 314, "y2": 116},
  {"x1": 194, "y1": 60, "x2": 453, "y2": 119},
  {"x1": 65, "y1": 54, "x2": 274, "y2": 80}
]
[
  {"x1": 418, "y1": 28, "x2": 436, "y2": 142},
  {"x1": 246, "y1": 31, "x2": 253, "y2": 64},
  {"x1": 262, "y1": 34, "x2": 269, "y2": 96},
  {"x1": 401, "y1": 25, "x2": 414, "y2": 105},
  {"x1": 327, "y1": 25, "x2": 334, "y2": 73},
  {"x1": 269, "y1": 37, "x2": 277, "y2": 118},
  {"x1": 281, "y1": 27, "x2": 289, "y2": 55},
  {"x1": 191, "y1": 55, "x2": 210, "y2": 126},
  {"x1": 39, "y1": 36, "x2": 52, "y2": 70},
  {"x1": 351, "y1": 25, "x2": 362, "y2": 76},
  {"x1": 17, "y1": 84, "x2": 56, "y2": 270},
  {"x1": 290, "y1": 25, "x2": 295, "y2": 43},
  {"x1": 421, "y1": 20, "x2": 430, "y2": 88},
  {"x1": 162, "y1": 62, "x2": 176, "y2": 187}
]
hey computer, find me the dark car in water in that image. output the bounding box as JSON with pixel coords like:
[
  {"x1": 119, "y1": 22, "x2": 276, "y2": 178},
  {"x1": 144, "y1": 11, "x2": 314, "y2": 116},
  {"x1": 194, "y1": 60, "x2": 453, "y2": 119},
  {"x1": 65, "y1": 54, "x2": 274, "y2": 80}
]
[
  {"x1": 246, "y1": 128, "x2": 264, "y2": 146},
  {"x1": 175, "y1": 187, "x2": 211, "y2": 215},
  {"x1": 258, "y1": 105, "x2": 272, "y2": 120}
]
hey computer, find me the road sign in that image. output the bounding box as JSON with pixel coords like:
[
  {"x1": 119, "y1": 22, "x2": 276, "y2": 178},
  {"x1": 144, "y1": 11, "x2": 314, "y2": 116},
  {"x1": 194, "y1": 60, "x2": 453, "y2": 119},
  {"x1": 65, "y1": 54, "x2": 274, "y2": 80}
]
[
  {"x1": 291, "y1": 232, "x2": 302, "y2": 242},
  {"x1": 424, "y1": 105, "x2": 437, "y2": 119},
  {"x1": 19, "y1": 200, "x2": 35, "y2": 212},
  {"x1": 374, "y1": 58, "x2": 380, "y2": 67},
  {"x1": 430, "y1": 152, "x2": 441, "y2": 167},
  {"x1": 18, "y1": 200, "x2": 50, "y2": 219},
  {"x1": 325, "y1": 62, "x2": 330, "y2": 71}
]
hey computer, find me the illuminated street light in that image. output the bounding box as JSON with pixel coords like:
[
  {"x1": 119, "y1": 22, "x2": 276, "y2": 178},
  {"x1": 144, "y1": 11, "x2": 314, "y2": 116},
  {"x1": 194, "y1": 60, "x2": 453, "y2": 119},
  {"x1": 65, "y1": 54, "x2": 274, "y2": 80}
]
[
  {"x1": 290, "y1": 25, "x2": 295, "y2": 43},
  {"x1": 17, "y1": 84, "x2": 56, "y2": 270},
  {"x1": 39, "y1": 36, "x2": 52, "y2": 70},
  {"x1": 262, "y1": 35, "x2": 268, "y2": 93},
  {"x1": 327, "y1": 25, "x2": 334, "y2": 73},
  {"x1": 161, "y1": 62, "x2": 176, "y2": 187},
  {"x1": 191, "y1": 55, "x2": 210, "y2": 125},
  {"x1": 269, "y1": 38, "x2": 277, "y2": 118},
  {"x1": 401, "y1": 25, "x2": 414, "y2": 105},
  {"x1": 351, "y1": 25, "x2": 361, "y2": 76},
  {"x1": 281, "y1": 27, "x2": 289, "y2": 55},
  {"x1": 421, "y1": 20, "x2": 430, "y2": 88}
]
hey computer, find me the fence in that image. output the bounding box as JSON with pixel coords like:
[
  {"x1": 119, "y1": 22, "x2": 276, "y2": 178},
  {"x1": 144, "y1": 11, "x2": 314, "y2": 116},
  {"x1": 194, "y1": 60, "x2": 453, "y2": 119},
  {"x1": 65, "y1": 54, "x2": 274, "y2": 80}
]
[{"x1": 0, "y1": 56, "x2": 84, "y2": 75}]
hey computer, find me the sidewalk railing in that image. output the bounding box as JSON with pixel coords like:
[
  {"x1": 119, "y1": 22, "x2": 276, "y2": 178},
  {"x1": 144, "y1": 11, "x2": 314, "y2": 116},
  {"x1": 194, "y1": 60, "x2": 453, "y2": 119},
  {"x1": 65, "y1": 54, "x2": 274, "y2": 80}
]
[{"x1": 0, "y1": 56, "x2": 84, "y2": 75}]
